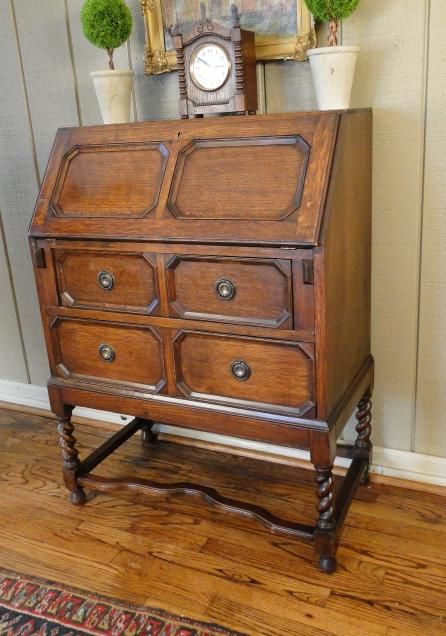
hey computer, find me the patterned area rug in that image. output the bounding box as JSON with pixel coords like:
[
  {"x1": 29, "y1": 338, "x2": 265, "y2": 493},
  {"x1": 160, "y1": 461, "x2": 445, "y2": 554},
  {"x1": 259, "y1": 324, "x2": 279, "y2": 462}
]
[{"x1": 0, "y1": 568, "x2": 244, "y2": 636}]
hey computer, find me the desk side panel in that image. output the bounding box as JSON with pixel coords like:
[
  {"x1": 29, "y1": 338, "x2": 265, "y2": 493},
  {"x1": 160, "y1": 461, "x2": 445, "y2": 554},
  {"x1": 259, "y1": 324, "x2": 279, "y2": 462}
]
[{"x1": 315, "y1": 110, "x2": 373, "y2": 420}]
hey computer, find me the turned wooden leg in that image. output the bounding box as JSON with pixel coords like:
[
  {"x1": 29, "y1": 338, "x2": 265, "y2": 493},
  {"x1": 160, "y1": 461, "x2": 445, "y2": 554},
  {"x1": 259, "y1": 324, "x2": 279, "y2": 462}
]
[
  {"x1": 57, "y1": 408, "x2": 86, "y2": 506},
  {"x1": 140, "y1": 420, "x2": 157, "y2": 443},
  {"x1": 314, "y1": 465, "x2": 337, "y2": 573},
  {"x1": 355, "y1": 393, "x2": 372, "y2": 484},
  {"x1": 315, "y1": 466, "x2": 335, "y2": 530}
]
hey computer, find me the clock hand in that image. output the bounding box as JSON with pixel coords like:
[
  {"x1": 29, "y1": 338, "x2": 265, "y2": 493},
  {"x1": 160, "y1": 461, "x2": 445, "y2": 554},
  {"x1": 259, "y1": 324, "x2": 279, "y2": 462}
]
[{"x1": 197, "y1": 56, "x2": 211, "y2": 67}]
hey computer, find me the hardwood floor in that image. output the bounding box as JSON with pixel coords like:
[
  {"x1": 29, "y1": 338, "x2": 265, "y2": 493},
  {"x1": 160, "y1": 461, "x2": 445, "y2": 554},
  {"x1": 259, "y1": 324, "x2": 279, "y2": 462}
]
[{"x1": 0, "y1": 406, "x2": 445, "y2": 635}]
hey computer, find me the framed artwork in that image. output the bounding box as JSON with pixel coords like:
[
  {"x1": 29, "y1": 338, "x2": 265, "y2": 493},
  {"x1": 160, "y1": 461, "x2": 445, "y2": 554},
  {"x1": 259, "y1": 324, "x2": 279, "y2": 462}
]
[{"x1": 140, "y1": 0, "x2": 316, "y2": 75}]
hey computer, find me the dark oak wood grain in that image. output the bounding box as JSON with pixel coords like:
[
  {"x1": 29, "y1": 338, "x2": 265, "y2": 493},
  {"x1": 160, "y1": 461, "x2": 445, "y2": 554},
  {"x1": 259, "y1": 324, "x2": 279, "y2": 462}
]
[
  {"x1": 173, "y1": 330, "x2": 314, "y2": 415},
  {"x1": 166, "y1": 255, "x2": 294, "y2": 329},
  {"x1": 51, "y1": 143, "x2": 169, "y2": 218},
  {"x1": 49, "y1": 317, "x2": 166, "y2": 393},
  {"x1": 168, "y1": 136, "x2": 308, "y2": 220},
  {"x1": 30, "y1": 112, "x2": 340, "y2": 245},
  {"x1": 29, "y1": 110, "x2": 373, "y2": 572},
  {"x1": 55, "y1": 248, "x2": 159, "y2": 314},
  {"x1": 314, "y1": 111, "x2": 373, "y2": 419}
]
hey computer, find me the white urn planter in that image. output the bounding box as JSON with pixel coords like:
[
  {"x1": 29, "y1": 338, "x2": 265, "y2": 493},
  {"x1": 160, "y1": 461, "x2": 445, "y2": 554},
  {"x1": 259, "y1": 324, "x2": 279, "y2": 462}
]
[
  {"x1": 90, "y1": 69, "x2": 134, "y2": 124},
  {"x1": 308, "y1": 46, "x2": 359, "y2": 111}
]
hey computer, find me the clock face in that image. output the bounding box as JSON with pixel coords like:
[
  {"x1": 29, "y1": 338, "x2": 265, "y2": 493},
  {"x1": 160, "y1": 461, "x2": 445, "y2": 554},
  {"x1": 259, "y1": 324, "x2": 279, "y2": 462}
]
[{"x1": 190, "y1": 44, "x2": 231, "y2": 91}]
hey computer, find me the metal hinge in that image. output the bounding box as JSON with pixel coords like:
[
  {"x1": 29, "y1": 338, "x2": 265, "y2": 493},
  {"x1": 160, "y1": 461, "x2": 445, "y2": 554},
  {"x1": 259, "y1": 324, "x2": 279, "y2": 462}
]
[
  {"x1": 302, "y1": 259, "x2": 314, "y2": 285},
  {"x1": 34, "y1": 246, "x2": 46, "y2": 268}
]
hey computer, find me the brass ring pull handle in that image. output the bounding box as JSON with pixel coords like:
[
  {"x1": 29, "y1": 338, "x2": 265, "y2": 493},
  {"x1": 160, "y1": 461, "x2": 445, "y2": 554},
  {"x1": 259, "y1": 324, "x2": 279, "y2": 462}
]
[
  {"x1": 97, "y1": 270, "x2": 114, "y2": 291},
  {"x1": 231, "y1": 360, "x2": 251, "y2": 381},
  {"x1": 99, "y1": 344, "x2": 115, "y2": 362},
  {"x1": 215, "y1": 278, "x2": 236, "y2": 300}
]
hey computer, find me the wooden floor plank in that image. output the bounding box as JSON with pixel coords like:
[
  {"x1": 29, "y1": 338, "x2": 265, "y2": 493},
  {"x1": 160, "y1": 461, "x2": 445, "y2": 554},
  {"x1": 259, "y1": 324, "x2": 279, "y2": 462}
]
[{"x1": 1, "y1": 407, "x2": 446, "y2": 635}]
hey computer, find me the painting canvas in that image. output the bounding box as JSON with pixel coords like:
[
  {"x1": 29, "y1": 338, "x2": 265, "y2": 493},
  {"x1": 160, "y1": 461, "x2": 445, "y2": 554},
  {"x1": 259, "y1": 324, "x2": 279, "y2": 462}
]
[
  {"x1": 162, "y1": 1, "x2": 299, "y2": 49},
  {"x1": 141, "y1": 0, "x2": 315, "y2": 75}
]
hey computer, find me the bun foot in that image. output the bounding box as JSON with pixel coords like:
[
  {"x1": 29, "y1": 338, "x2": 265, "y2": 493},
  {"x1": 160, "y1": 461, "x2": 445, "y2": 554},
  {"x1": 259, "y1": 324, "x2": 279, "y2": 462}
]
[
  {"x1": 140, "y1": 421, "x2": 156, "y2": 444},
  {"x1": 319, "y1": 556, "x2": 337, "y2": 573},
  {"x1": 361, "y1": 464, "x2": 370, "y2": 485},
  {"x1": 70, "y1": 488, "x2": 86, "y2": 506},
  {"x1": 141, "y1": 428, "x2": 157, "y2": 443}
]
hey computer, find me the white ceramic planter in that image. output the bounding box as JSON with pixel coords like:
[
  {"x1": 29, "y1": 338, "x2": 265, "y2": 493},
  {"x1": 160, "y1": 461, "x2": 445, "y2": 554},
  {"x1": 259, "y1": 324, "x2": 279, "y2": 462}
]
[
  {"x1": 308, "y1": 46, "x2": 359, "y2": 111},
  {"x1": 90, "y1": 69, "x2": 134, "y2": 124}
]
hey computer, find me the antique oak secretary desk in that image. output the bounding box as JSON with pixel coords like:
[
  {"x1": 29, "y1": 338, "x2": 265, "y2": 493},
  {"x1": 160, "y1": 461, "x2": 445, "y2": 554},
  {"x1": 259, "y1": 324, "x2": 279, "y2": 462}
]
[{"x1": 29, "y1": 109, "x2": 373, "y2": 573}]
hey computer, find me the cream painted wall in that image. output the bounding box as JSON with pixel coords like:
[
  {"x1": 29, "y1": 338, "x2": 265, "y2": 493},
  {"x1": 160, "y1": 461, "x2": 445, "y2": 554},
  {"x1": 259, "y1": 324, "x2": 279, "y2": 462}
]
[{"x1": 0, "y1": 0, "x2": 444, "y2": 458}]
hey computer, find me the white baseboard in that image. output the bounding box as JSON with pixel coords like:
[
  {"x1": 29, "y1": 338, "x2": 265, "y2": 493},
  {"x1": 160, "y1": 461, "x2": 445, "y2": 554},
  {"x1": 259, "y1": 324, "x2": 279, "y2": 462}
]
[{"x1": 0, "y1": 379, "x2": 445, "y2": 488}]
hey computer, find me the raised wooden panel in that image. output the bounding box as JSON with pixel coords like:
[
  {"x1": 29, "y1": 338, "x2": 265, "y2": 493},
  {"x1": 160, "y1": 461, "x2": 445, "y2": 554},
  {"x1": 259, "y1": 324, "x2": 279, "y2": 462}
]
[
  {"x1": 174, "y1": 330, "x2": 314, "y2": 415},
  {"x1": 50, "y1": 143, "x2": 168, "y2": 218},
  {"x1": 50, "y1": 318, "x2": 165, "y2": 392},
  {"x1": 166, "y1": 255, "x2": 293, "y2": 328},
  {"x1": 54, "y1": 249, "x2": 159, "y2": 314},
  {"x1": 167, "y1": 136, "x2": 309, "y2": 220},
  {"x1": 29, "y1": 113, "x2": 339, "y2": 245}
]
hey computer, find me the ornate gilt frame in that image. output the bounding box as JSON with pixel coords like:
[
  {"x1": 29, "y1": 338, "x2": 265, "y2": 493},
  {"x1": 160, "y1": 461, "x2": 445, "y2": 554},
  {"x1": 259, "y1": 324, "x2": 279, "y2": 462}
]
[{"x1": 140, "y1": 0, "x2": 316, "y2": 75}]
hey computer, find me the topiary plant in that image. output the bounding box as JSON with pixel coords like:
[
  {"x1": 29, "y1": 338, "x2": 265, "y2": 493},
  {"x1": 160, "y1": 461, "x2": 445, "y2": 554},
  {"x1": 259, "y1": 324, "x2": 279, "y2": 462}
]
[
  {"x1": 81, "y1": 0, "x2": 132, "y2": 70},
  {"x1": 304, "y1": 0, "x2": 360, "y2": 46}
]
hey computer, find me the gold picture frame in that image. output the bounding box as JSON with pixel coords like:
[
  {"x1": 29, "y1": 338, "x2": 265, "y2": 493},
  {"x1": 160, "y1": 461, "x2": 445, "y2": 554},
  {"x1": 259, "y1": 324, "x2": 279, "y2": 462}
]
[{"x1": 140, "y1": 0, "x2": 316, "y2": 75}]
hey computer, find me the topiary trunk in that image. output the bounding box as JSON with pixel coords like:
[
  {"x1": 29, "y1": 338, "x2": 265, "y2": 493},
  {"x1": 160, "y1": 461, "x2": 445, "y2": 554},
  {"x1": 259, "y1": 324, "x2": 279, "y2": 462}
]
[
  {"x1": 328, "y1": 19, "x2": 339, "y2": 46},
  {"x1": 107, "y1": 48, "x2": 115, "y2": 70}
]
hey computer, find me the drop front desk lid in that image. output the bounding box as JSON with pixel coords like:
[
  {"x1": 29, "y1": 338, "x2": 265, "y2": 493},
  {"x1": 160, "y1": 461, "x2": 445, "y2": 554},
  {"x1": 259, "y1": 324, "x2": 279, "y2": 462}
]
[{"x1": 29, "y1": 110, "x2": 371, "y2": 246}]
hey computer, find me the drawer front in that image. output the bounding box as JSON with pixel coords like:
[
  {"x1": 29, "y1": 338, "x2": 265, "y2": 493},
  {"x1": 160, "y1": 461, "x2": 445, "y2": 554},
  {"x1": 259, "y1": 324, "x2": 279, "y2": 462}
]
[
  {"x1": 167, "y1": 256, "x2": 293, "y2": 328},
  {"x1": 55, "y1": 249, "x2": 159, "y2": 314},
  {"x1": 174, "y1": 331, "x2": 314, "y2": 415},
  {"x1": 50, "y1": 318, "x2": 165, "y2": 392}
]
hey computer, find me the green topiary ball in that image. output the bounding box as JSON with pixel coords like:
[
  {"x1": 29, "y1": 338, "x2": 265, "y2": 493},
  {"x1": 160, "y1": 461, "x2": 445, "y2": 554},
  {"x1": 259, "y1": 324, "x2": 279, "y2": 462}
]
[
  {"x1": 304, "y1": 0, "x2": 360, "y2": 22},
  {"x1": 81, "y1": 0, "x2": 132, "y2": 51}
]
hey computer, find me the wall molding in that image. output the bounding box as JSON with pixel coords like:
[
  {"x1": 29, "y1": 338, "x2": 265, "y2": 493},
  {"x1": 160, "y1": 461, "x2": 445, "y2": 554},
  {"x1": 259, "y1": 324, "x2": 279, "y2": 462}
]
[{"x1": 0, "y1": 379, "x2": 445, "y2": 488}]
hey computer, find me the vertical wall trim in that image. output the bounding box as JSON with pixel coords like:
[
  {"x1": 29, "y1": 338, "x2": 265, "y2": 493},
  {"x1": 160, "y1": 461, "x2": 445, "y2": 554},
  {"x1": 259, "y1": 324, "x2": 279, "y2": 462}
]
[
  {"x1": 126, "y1": 40, "x2": 138, "y2": 122},
  {"x1": 257, "y1": 62, "x2": 267, "y2": 114},
  {"x1": 0, "y1": 211, "x2": 30, "y2": 383},
  {"x1": 64, "y1": 0, "x2": 83, "y2": 126},
  {"x1": 9, "y1": 0, "x2": 41, "y2": 186},
  {"x1": 412, "y1": 0, "x2": 431, "y2": 452},
  {"x1": 262, "y1": 62, "x2": 267, "y2": 114}
]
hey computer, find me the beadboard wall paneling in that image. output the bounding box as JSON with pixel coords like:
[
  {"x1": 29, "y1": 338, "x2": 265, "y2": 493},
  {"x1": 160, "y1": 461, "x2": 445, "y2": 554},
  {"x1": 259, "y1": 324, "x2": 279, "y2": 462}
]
[
  {"x1": 12, "y1": 0, "x2": 80, "y2": 177},
  {"x1": 0, "y1": 0, "x2": 445, "y2": 461},
  {"x1": 137, "y1": 72, "x2": 179, "y2": 121},
  {"x1": 343, "y1": 0, "x2": 429, "y2": 450},
  {"x1": 264, "y1": 60, "x2": 317, "y2": 113},
  {"x1": 415, "y1": 0, "x2": 446, "y2": 457},
  {"x1": 0, "y1": 213, "x2": 28, "y2": 382},
  {"x1": 0, "y1": 0, "x2": 49, "y2": 386}
]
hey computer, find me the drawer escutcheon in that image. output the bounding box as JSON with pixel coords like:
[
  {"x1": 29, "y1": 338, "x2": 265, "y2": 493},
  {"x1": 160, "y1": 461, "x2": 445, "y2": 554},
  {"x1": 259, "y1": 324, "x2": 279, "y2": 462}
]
[
  {"x1": 99, "y1": 343, "x2": 115, "y2": 362},
  {"x1": 215, "y1": 278, "x2": 236, "y2": 301},
  {"x1": 97, "y1": 270, "x2": 115, "y2": 291},
  {"x1": 231, "y1": 360, "x2": 251, "y2": 381}
]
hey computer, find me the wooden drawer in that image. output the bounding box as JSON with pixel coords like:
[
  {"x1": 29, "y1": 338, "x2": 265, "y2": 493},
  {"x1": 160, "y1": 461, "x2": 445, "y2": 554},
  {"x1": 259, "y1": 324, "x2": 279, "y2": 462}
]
[
  {"x1": 54, "y1": 249, "x2": 159, "y2": 314},
  {"x1": 166, "y1": 256, "x2": 293, "y2": 328},
  {"x1": 174, "y1": 330, "x2": 314, "y2": 416},
  {"x1": 50, "y1": 318, "x2": 165, "y2": 392}
]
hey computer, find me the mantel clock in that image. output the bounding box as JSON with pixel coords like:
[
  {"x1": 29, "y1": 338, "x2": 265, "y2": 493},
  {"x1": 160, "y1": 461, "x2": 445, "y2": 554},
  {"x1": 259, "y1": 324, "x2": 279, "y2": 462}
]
[{"x1": 171, "y1": 6, "x2": 258, "y2": 118}]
